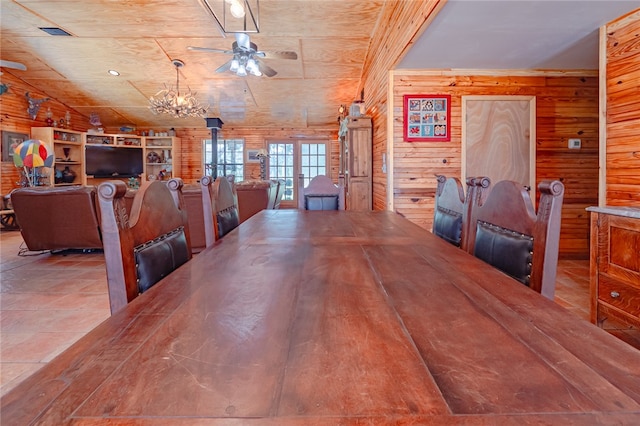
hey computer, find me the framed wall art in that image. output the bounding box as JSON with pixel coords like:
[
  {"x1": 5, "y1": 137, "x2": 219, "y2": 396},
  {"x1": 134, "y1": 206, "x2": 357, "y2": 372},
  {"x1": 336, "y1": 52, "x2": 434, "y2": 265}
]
[
  {"x1": 246, "y1": 149, "x2": 260, "y2": 163},
  {"x1": 1, "y1": 131, "x2": 29, "y2": 162},
  {"x1": 403, "y1": 94, "x2": 451, "y2": 142}
]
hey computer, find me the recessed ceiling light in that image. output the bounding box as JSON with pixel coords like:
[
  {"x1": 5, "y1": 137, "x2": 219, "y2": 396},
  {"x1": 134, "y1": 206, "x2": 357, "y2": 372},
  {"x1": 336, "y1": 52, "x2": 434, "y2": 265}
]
[{"x1": 108, "y1": 70, "x2": 120, "y2": 76}]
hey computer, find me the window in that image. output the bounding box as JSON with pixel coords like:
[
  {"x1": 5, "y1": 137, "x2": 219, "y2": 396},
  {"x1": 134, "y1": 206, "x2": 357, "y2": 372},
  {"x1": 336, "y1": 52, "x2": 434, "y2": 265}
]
[
  {"x1": 300, "y1": 143, "x2": 327, "y2": 188},
  {"x1": 268, "y1": 143, "x2": 294, "y2": 201},
  {"x1": 203, "y1": 138, "x2": 244, "y2": 181},
  {"x1": 267, "y1": 140, "x2": 329, "y2": 204}
]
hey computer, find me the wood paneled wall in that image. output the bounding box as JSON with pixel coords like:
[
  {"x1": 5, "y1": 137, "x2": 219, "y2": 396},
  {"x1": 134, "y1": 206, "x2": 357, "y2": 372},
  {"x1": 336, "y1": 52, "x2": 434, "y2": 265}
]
[
  {"x1": 391, "y1": 72, "x2": 600, "y2": 259},
  {"x1": 168, "y1": 127, "x2": 339, "y2": 185},
  {"x1": 0, "y1": 71, "x2": 89, "y2": 194},
  {"x1": 360, "y1": 0, "x2": 445, "y2": 211},
  {"x1": 605, "y1": 10, "x2": 640, "y2": 207}
]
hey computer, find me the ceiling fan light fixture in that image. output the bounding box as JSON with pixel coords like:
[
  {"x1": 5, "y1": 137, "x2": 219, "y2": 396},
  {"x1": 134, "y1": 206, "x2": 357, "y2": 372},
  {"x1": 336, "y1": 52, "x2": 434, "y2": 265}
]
[
  {"x1": 230, "y1": 57, "x2": 240, "y2": 72},
  {"x1": 190, "y1": 33, "x2": 295, "y2": 78},
  {"x1": 246, "y1": 57, "x2": 258, "y2": 73},
  {"x1": 149, "y1": 59, "x2": 208, "y2": 119}
]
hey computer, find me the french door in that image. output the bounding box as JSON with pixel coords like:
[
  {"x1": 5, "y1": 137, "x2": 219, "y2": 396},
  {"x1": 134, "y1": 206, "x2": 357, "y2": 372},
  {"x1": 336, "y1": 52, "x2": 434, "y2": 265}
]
[{"x1": 267, "y1": 140, "x2": 329, "y2": 207}]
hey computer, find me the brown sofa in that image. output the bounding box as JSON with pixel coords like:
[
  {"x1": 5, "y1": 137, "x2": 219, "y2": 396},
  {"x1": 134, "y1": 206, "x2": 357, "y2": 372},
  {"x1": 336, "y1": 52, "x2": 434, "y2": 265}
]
[
  {"x1": 235, "y1": 179, "x2": 282, "y2": 223},
  {"x1": 11, "y1": 186, "x2": 104, "y2": 252},
  {"x1": 10, "y1": 185, "x2": 137, "y2": 252}
]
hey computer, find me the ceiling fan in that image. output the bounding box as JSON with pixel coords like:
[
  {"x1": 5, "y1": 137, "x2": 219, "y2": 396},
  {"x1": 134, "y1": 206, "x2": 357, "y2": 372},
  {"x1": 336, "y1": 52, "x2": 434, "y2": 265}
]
[
  {"x1": 188, "y1": 33, "x2": 297, "y2": 77},
  {"x1": 0, "y1": 59, "x2": 27, "y2": 75}
]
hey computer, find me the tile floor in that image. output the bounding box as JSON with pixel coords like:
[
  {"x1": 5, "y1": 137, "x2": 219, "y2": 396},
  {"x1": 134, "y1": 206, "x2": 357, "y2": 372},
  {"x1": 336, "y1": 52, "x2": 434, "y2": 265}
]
[
  {"x1": 1, "y1": 229, "x2": 639, "y2": 397},
  {"x1": 1, "y1": 230, "x2": 110, "y2": 397}
]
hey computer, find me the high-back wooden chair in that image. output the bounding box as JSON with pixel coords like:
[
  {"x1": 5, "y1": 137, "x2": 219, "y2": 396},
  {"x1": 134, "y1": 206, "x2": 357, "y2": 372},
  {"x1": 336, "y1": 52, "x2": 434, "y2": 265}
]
[
  {"x1": 298, "y1": 174, "x2": 345, "y2": 210},
  {"x1": 200, "y1": 175, "x2": 240, "y2": 244},
  {"x1": 97, "y1": 179, "x2": 192, "y2": 314},
  {"x1": 433, "y1": 175, "x2": 490, "y2": 249},
  {"x1": 465, "y1": 179, "x2": 564, "y2": 300},
  {"x1": 433, "y1": 175, "x2": 465, "y2": 247}
]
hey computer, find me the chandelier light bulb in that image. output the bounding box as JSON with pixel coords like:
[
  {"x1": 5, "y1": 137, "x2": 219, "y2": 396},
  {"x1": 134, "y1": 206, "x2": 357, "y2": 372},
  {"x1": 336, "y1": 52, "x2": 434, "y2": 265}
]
[
  {"x1": 237, "y1": 63, "x2": 247, "y2": 76},
  {"x1": 230, "y1": 1, "x2": 245, "y2": 18}
]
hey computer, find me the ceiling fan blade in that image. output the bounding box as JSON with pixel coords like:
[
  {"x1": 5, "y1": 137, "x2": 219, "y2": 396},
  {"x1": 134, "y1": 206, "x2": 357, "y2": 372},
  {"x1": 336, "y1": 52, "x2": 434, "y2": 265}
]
[
  {"x1": 215, "y1": 60, "x2": 233, "y2": 73},
  {"x1": 258, "y1": 61, "x2": 277, "y2": 77},
  {"x1": 259, "y1": 51, "x2": 298, "y2": 60},
  {"x1": 0, "y1": 60, "x2": 27, "y2": 71},
  {"x1": 188, "y1": 46, "x2": 234, "y2": 55}
]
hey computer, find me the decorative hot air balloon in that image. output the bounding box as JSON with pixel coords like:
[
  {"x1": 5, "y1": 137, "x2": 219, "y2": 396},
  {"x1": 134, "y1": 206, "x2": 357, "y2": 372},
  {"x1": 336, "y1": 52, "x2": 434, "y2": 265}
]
[{"x1": 13, "y1": 139, "x2": 53, "y2": 186}]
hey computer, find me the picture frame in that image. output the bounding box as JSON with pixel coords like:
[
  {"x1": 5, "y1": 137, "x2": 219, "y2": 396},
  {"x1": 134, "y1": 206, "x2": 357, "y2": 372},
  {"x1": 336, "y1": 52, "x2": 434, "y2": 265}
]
[
  {"x1": 403, "y1": 94, "x2": 451, "y2": 142},
  {"x1": 2, "y1": 131, "x2": 29, "y2": 162},
  {"x1": 246, "y1": 149, "x2": 260, "y2": 163}
]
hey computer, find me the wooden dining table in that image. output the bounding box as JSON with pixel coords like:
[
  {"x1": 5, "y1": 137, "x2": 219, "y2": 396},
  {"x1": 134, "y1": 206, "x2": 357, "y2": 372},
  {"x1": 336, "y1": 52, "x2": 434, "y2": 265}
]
[{"x1": 2, "y1": 209, "x2": 640, "y2": 424}]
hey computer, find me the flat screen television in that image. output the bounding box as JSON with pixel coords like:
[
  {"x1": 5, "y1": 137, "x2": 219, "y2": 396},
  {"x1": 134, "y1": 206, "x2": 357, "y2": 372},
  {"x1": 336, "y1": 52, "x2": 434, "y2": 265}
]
[{"x1": 85, "y1": 145, "x2": 143, "y2": 178}]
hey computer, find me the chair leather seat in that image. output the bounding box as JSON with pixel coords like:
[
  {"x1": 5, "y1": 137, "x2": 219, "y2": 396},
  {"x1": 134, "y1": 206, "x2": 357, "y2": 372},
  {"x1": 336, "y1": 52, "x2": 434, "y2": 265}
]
[
  {"x1": 134, "y1": 226, "x2": 190, "y2": 294},
  {"x1": 305, "y1": 195, "x2": 338, "y2": 211},
  {"x1": 474, "y1": 221, "x2": 533, "y2": 286},
  {"x1": 433, "y1": 207, "x2": 463, "y2": 247}
]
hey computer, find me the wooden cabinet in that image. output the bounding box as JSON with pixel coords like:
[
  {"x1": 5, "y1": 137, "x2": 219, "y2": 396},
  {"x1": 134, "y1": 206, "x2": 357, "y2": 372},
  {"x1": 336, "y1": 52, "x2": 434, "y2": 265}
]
[
  {"x1": 143, "y1": 136, "x2": 181, "y2": 181},
  {"x1": 31, "y1": 127, "x2": 85, "y2": 186},
  {"x1": 588, "y1": 206, "x2": 640, "y2": 329},
  {"x1": 343, "y1": 116, "x2": 372, "y2": 210}
]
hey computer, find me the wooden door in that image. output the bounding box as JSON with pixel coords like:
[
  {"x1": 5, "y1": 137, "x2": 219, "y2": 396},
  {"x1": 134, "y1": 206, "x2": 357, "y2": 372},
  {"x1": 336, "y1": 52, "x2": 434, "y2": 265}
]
[
  {"x1": 462, "y1": 96, "x2": 536, "y2": 196},
  {"x1": 347, "y1": 116, "x2": 372, "y2": 210}
]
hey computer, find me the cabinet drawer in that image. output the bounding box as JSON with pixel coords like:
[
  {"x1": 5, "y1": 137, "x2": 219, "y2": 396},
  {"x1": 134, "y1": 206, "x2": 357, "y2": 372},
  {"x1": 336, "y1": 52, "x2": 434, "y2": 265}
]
[{"x1": 598, "y1": 275, "x2": 640, "y2": 318}]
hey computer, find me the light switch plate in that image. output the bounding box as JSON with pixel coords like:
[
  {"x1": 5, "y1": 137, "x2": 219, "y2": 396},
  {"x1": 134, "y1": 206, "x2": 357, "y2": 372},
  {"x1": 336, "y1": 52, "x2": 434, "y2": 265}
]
[{"x1": 568, "y1": 138, "x2": 581, "y2": 149}]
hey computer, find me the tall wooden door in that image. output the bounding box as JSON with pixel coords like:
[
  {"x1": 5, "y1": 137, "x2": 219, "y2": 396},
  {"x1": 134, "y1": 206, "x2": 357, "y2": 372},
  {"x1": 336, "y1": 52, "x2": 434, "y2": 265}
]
[{"x1": 462, "y1": 96, "x2": 536, "y2": 196}]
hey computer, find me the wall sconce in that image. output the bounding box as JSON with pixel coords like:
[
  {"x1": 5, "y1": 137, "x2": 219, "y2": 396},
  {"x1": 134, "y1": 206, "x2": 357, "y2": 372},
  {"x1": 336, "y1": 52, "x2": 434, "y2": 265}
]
[{"x1": 256, "y1": 148, "x2": 269, "y2": 180}]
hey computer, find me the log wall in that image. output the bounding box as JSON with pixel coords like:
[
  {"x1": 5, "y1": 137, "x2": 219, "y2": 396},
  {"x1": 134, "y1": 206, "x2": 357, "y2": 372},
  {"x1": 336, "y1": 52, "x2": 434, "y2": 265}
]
[
  {"x1": 0, "y1": 71, "x2": 89, "y2": 195},
  {"x1": 605, "y1": 10, "x2": 640, "y2": 207},
  {"x1": 360, "y1": 0, "x2": 444, "y2": 211},
  {"x1": 391, "y1": 71, "x2": 600, "y2": 259},
  {"x1": 170, "y1": 127, "x2": 339, "y2": 186}
]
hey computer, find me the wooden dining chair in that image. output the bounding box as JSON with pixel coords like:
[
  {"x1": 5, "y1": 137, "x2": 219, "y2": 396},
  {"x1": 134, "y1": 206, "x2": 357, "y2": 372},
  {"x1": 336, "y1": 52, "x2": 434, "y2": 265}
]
[
  {"x1": 298, "y1": 174, "x2": 345, "y2": 210},
  {"x1": 465, "y1": 179, "x2": 564, "y2": 300},
  {"x1": 97, "y1": 178, "x2": 192, "y2": 314},
  {"x1": 200, "y1": 175, "x2": 240, "y2": 243},
  {"x1": 433, "y1": 175, "x2": 465, "y2": 247},
  {"x1": 433, "y1": 175, "x2": 490, "y2": 249}
]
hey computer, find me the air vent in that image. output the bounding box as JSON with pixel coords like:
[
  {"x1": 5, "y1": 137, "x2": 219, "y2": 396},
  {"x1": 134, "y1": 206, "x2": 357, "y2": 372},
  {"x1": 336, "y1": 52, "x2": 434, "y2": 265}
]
[{"x1": 39, "y1": 27, "x2": 72, "y2": 36}]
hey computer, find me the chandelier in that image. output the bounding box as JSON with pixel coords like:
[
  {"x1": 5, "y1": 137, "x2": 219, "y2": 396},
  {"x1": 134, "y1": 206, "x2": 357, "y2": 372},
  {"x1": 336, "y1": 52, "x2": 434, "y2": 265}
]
[{"x1": 149, "y1": 59, "x2": 208, "y2": 118}]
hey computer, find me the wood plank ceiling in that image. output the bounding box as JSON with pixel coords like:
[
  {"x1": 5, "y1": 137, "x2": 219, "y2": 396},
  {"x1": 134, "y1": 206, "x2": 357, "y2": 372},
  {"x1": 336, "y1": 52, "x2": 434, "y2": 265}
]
[{"x1": 0, "y1": 0, "x2": 384, "y2": 129}]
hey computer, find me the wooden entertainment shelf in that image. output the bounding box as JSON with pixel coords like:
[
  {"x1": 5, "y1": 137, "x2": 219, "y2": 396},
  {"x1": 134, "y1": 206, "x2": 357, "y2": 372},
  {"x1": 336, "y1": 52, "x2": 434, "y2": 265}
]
[{"x1": 31, "y1": 127, "x2": 181, "y2": 186}]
